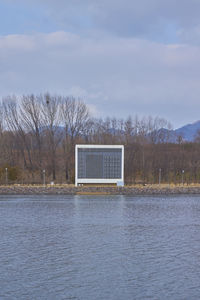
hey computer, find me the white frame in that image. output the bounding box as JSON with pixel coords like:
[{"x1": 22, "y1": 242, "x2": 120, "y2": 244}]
[{"x1": 75, "y1": 144, "x2": 124, "y2": 186}]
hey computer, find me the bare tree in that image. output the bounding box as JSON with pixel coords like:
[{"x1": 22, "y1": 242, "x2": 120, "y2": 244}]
[
  {"x1": 61, "y1": 97, "x2": 90, "y2": 181},
  {"x1": 147, "y1": 116, "x2": 172, "y2": 144},
  {"x1": 3, "y1": 96, "x2": 34, "y2": 175},
  {"x1": 20, "y1": 94, "x2": 45, "y2": 177},
  {"x1": 40, "y1": 94, "x2": 63, "y2": 180}
]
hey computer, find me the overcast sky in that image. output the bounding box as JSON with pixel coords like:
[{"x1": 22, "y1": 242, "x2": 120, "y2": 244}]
[{"x1": 1, "y1": 0, "x2": 200, "y2": 128}]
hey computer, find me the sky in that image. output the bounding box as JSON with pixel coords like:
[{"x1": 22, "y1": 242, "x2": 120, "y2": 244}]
[{"x1": 1, "y1": 0, "x2": 200, "y2": 128}]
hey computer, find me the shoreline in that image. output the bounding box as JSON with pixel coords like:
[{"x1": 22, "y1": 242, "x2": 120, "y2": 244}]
[{"x1": 1, "y1": 185, "x2": 200, "y2": 195}]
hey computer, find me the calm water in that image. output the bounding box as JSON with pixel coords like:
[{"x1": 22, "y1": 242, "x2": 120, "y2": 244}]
[{"x1": 0, "y1": 195, "x2": 200, "y2": 300}]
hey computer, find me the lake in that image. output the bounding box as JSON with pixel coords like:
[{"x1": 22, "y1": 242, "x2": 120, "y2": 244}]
[{"x1": 0, "y1": 195, "x2": 200, "y2": 300}]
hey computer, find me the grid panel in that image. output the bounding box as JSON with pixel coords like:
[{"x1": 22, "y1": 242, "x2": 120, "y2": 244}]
[{"x1": 78, "y1": 148, "x2": 122, "y2": 179}]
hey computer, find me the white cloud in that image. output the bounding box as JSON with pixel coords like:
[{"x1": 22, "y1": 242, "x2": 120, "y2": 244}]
[
  {"x1": 0, "y1": 34, "x2": 35, "y2": 51},
  {"x1": 1, "y1": 31, "x2": 200, "y2": 127}
]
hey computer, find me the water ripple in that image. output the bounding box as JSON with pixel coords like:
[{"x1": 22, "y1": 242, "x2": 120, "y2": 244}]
[{"x1": 0, "y1": 195, "x2": 200, "y2": 299}]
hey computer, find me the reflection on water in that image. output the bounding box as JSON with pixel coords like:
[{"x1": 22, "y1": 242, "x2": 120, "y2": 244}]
[{"x1": 0, "y1": 195, "x2": 200, "y2": 300}]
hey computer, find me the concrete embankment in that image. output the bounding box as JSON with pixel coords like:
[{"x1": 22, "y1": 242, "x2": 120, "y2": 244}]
[{"x1": 1, "y1": 185, "x2": 200, "y2": 195}]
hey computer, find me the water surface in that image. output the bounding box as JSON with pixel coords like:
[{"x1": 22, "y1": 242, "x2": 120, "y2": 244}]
[{"x1": 0, "y1": 195, "x2": 200, "y2": 300}]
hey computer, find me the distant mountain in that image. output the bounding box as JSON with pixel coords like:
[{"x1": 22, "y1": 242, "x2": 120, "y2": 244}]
[
  {"x1": 38, "y1": 121, "x2": 200, "y2": 143},
  {"x1": 155, "y1": 120, "x2": 200, "y2": 143},
  {"x1": 174, "y1": 120, "x2": 200, "y2": 142},
  {"x1": 149, "y1": 128, "x2": 177, "y2": 143}
]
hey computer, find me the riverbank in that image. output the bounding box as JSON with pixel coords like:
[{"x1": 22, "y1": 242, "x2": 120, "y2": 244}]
[{"x1": 1, "y1": 184, "x2": 200, "y2": 195}]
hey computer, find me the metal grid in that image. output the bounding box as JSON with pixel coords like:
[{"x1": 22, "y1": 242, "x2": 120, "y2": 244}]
[{"x1": 78, "y1": 148, "x2": 122, "y2": 179}]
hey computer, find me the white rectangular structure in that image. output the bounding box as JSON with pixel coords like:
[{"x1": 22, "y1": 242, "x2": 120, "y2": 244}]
[{"x1": 75, "y1": 145, "x2": 124, "y2": 186}]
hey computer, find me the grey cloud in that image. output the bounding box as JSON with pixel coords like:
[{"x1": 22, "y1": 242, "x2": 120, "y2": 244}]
[
  {"x1": 1, "y1": 31, "x2": 200, "y2": 127},
  {"x1": 9, "y1": 0, "x2": 200, "y2": 42},
  {"x1": 178, "y1": 26, "x2": 200, "y2": 45}
]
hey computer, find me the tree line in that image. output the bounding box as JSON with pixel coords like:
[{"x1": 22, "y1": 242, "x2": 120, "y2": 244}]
[{"x1": 0, "y1": 93, "x2": 199, "y2": 185}]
